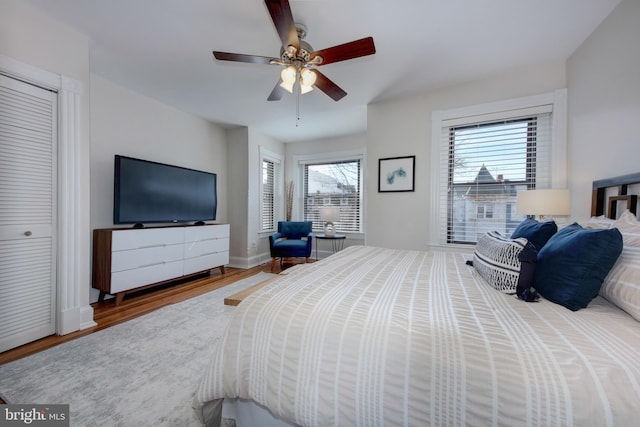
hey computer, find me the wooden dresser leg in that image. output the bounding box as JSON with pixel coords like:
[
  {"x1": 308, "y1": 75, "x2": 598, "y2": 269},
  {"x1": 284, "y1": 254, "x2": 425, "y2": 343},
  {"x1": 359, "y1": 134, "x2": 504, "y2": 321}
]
[
  {"x1": 98, "y1": 291, "x2": 106, "y2": 302},
  {"x1": 115, "y1": 292, "x2": 125, "y2": 306},
  {"x1": 219, "y1": 265, "x2": 225, "y2": 274}
]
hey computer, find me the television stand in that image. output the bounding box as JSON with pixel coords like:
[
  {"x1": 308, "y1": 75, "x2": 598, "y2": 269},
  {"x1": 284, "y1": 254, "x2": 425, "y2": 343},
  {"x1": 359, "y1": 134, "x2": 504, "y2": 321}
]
[{"x1": 92, "y1": 223, "x2": 229, "y2": 305}]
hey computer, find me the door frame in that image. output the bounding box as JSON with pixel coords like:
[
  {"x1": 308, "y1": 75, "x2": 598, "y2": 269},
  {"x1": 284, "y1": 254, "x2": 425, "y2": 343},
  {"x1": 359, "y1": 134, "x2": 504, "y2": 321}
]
[{"x1": 0, "y1": 54, "x2": 96, "y2": 335}]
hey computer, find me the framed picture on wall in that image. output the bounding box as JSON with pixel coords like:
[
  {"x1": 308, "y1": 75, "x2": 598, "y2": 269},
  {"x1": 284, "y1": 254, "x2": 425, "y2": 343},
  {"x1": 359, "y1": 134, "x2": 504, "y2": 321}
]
[{"x1": 378, "y1": 156, "x2": 415, "y2": 192}]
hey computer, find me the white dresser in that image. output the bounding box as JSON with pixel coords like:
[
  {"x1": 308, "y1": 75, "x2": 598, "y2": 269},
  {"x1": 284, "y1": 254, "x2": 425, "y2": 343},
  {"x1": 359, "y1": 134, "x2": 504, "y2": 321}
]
[{"x1": 92, "y1": 224, "x2": 229, "y2": 304}]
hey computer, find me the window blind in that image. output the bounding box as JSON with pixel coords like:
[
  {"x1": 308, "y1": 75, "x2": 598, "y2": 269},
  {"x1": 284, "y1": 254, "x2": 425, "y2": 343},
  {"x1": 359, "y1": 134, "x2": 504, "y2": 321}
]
[
  {"x1": 302, "y1": 159, "x2": 362, "y2": 233},
  {"x1": 438, "y1": 111, "x2": 552, "y2": 245},
  {"x1": 261, "y1": 157, "x2": 281, "y2": 231}
]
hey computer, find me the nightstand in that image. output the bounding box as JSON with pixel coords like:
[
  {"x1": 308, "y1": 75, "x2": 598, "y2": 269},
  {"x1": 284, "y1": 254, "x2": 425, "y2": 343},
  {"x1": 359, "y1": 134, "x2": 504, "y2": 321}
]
[{"x1": 315, "y1": 234, "x2": 346, "y2": 260}]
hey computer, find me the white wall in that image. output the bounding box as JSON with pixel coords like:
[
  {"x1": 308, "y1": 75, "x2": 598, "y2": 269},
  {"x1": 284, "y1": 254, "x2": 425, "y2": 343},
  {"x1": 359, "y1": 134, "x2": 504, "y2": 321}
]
[
  {"x1": 567, "y1": 0, "x2": 640, "y2": 220},
  {"x1": 90, "y1": 74, "x2": 228, "y2": 230},
  {"x1": 226, "y1": 128, "x2": 249, "y2": 264},
  {"x1": 0, "y1": 0, "x2": 89, "y2": 82},
  {"x1": 366, "y1": 62, "x2": 567, "y2": 249},
  {"x1": 225, "y1": 127, "x2": 284, "y2": 268}
]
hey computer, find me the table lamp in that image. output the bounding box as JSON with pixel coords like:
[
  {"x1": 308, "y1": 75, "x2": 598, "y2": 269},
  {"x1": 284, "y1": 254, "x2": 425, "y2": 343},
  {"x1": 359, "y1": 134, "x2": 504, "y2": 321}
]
[
  {"x1": 319, "y1": 207, "x2": 340, "y2": 236},
  {"x1": 516, "y1": 189, "x2": 570, "y2": 221}
]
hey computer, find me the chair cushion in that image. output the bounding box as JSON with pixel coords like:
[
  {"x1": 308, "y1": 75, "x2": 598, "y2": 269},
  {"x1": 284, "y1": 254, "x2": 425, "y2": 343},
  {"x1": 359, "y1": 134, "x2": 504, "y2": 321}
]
[
  {"x1": 273, "y1": 239, "x2": 308, "y2": 249},
  {"x1": 272, "y1": 239, "x2": 311, "y2": 257},
  {"x1": 278, "y1": 221, "x2": 312, "y2": 238}
]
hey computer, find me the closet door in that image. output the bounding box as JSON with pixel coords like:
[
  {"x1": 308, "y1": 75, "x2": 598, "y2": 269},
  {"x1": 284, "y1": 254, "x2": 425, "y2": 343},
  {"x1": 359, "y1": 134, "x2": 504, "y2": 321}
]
[{"x1": 0, "y1": 74, "x2": 57, "y2": 352}]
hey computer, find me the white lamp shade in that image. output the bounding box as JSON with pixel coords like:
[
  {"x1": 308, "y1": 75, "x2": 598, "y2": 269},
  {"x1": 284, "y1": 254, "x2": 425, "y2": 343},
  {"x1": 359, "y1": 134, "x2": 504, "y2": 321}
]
[
  {"x1": 300, "y1": 68, "x2": 317, "y2": 86},
  {"x1": 279, "y1": 66, "x2": 296, "y2": 93},
  {"x1": 319, "y1": 206, "x2": 340, "y2": 223},
  {"x1": 300, "y1": 83, "x2": 314, "y2": 94},
  {"x1": 319, "y1": 206, "x2": 340, "y2": 236},
  {"x1": 281, "y1": 66, "x2": 296, "y2": 84},
  {"x1": 516, "y1": 189, "x2": 570, "y2": 216}
]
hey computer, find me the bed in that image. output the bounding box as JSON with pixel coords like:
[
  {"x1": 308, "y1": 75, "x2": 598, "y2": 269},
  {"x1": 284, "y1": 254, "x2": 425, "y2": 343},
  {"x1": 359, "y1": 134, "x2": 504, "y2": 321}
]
[{"x1": 193, "y1": 174, "x2": 640, "y2": 426}]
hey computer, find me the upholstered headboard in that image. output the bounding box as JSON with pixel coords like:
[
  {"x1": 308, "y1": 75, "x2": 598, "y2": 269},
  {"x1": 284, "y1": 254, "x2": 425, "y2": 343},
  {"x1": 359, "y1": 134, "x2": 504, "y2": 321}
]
[{"x1": 592, "y1": 172, "x2": 640, "y2": 219}]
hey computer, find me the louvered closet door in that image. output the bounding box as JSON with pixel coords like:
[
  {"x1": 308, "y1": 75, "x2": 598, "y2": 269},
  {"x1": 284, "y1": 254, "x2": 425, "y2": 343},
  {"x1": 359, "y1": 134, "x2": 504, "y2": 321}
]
[{"x1": 0, "y1": 74, "x2": 57, "y2": 352}]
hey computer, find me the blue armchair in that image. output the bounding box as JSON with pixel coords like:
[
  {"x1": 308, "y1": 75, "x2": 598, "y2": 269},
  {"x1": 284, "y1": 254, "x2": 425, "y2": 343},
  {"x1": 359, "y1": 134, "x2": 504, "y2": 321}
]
[{"x1": 269, "y1": 221, "x2": 313, "y2": 271}]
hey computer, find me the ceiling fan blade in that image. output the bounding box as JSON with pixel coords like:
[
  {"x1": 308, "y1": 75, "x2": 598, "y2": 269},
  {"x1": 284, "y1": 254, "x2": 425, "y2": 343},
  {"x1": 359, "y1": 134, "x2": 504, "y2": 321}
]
[
  {"x1": 310, "y1": 37, "x2": 376, "y2": 66},
  {"x1": 264, "y1": 0, "x2": 299, "y2": 51},
  {"x1": 267, "y1": 81, "x2": 286, "y2": 101},
  {"x1": 213, "y1": 51, "x2": 277, "y2": 65},
  {"x1": 313, "y1": 70, "x2": 347, "y2": 101}
]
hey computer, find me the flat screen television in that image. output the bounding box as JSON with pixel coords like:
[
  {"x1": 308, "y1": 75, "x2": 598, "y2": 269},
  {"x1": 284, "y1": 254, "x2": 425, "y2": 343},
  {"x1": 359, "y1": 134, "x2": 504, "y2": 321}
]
[{"x1": 114, "y1": 155, "x2": 217, "y2": 225}]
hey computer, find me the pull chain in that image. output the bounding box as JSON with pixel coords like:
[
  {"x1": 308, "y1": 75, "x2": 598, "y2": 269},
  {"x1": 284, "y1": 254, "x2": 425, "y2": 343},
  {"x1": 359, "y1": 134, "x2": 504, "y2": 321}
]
[{"x1": 296, "y1": 86, "x2": 301, "y2": 127}]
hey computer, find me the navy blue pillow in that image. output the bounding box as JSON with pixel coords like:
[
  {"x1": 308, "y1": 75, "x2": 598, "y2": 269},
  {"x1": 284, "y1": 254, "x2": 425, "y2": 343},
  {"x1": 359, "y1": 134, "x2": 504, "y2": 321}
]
[
  {"x1": 511, "y1": 218, "x2": 557, "y2": 250},
  {"x1": 516, "y1": 241, "x2": 539, "y2": 302},
  {"x1": 533, "y1": 223, "x2": 623, "y2": 311}
]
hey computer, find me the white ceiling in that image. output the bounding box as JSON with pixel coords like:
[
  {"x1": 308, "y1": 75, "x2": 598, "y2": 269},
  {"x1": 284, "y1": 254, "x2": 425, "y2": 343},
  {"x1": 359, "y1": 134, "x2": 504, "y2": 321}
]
[{"x1": 25, "y1": 0, "x2": 620, "y2": 143}]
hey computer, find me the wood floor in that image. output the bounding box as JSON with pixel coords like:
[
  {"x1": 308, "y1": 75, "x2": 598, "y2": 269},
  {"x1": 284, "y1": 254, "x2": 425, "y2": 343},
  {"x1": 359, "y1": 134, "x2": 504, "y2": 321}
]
[{"x1": 0, "y1": 261, "x2": 293, "y2": 367}]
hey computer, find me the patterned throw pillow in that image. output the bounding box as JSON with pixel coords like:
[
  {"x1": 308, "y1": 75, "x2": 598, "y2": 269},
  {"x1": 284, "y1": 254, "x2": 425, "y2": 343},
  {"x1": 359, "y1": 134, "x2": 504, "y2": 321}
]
[{"x1": 473, "y1": 231, "x2": 537, "y2": 294}]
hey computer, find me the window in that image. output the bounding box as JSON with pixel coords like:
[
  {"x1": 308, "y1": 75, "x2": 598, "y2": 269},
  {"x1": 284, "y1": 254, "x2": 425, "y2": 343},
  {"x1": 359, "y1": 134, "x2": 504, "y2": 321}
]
[
  {"x1": 301, "y1": 157, "x2": 363, "y2": 233},
  {"x1": 477, "y1": 205, "x2": 494, "y2": 219},
  {"x1": 444, "y1": 115, "x2": 550, "y2": 244},
  {"x1": 430, "y1": 91, "x2": 568, "y2": 247},
  {"x1": 260, "y1": 148, "x2": 283, "y2": 231}
]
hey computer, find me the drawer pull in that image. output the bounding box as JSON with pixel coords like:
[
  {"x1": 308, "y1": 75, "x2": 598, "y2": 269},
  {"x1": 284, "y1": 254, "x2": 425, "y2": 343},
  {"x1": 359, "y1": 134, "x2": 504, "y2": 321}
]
[
  {"x1": 192, "y1": 237, "x2": 220, "y2": 243},
  {"x1": 137, "y1": 244, "x2": 166, "y2": 249},
  {"x1": 138, "y1": 261, "x2": 167, "y2": 268},
  {"x1": 24, "y1": 231, "x2": 32, "y2": 237}
]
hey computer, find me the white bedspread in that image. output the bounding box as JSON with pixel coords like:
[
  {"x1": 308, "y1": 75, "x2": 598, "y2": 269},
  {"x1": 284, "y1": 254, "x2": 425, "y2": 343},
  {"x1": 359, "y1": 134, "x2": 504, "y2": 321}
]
[{"x1": 193, "y1": 246, "x2": 640, "y2": 426}]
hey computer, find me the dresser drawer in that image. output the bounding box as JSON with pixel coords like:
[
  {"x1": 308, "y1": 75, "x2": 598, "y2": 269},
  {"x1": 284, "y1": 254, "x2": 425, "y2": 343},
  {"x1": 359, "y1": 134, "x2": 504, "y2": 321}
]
[
  {"x1": 111, "y1": 244, "x2": 184, "y2": 273},
  {"x1": 184, "y1": 238, "x2": 229, "y2": 260},
  {"x1": 184, "y1": 251, "x2": 229, "y2": 276},
  {"x1": 184, "y1": 224, "x2": 229, "y2": 242},
  {"x1": 111, "y1": 260, "x2": 184, "y2": 293},
  {"x1": 112, "y1": 227, "x2": 184, "y2": 251}
]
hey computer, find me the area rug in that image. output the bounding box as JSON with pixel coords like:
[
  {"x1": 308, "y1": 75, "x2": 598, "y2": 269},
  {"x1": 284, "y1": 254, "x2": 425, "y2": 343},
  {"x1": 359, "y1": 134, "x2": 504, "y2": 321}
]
[{"x1": 0, "y1": 272, "x2": 276, "y2": 426}]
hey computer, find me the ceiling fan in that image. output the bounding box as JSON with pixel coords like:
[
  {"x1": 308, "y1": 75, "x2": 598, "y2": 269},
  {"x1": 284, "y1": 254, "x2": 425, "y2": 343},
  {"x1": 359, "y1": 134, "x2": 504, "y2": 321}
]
[{"x1": 212, "y1": 0, "x2": 376, "y2": 102}]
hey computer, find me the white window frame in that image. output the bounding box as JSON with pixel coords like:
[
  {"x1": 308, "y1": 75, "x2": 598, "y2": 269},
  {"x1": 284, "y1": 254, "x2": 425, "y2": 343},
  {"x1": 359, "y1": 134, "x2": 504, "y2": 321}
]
[
  {"x1": 429, "y1": 90, "x2": 567, "y2": 249},
  {"x1": 293, "y1": 149, "x2": 365, "y2": 238},
  {"x1": 259, "y1": 146, "x2": 284, "y2": 234}
]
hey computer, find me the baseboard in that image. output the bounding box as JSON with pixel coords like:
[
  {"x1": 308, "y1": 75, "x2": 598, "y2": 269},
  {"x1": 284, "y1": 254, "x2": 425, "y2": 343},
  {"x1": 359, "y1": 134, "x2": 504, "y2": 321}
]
[
  {"x1": 228, "y1": 253, "x2": 272, "y2": 269},
  {"x1": 80, "y1": 305, "x2": 97, "y2": 330}
]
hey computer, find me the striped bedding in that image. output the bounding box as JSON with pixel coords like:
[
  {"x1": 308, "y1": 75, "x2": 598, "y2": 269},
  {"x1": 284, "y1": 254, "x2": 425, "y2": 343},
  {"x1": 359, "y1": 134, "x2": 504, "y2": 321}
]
[{"x1": 193, "y1": 246, "x2": 640, "y2": 426}]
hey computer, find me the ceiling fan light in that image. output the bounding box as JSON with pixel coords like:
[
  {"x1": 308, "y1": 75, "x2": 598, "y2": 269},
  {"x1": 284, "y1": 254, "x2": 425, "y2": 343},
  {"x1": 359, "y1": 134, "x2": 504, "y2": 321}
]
[
  {"x1": 280, "y1": 80, "x2": 294, "y2": 93},
  {"x1": 300, "y1": 84, "x2": 314, "y2": 94},
  {"x1": 300, "y1": 68, "x2": 317, "y2": 87},
  {"x1": 280, "y1": 66, "x2": 296, "y2": 84}
]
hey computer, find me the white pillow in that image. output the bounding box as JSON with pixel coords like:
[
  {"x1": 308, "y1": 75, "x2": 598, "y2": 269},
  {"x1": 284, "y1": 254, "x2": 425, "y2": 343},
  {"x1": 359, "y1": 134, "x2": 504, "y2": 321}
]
[
  {"x1": 581, "y1": 215, "x2": 616, "y2": 229},
  {"x1": 600, "y1": 210, "x2": 640, "y2": 321}
]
